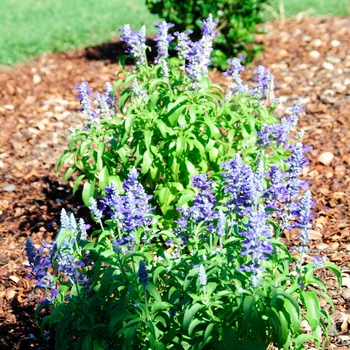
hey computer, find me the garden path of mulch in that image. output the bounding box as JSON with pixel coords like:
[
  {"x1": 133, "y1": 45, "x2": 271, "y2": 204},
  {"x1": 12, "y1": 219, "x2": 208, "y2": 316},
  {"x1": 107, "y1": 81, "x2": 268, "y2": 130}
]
[{"x1": 0, "y1": 15, "x2": 350, "y2": 349}]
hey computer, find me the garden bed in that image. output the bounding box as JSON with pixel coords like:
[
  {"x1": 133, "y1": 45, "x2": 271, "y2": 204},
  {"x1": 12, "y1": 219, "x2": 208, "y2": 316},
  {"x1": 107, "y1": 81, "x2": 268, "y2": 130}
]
[{"x1": 0, "y1": 15, "x2": 350, "y2": 349}]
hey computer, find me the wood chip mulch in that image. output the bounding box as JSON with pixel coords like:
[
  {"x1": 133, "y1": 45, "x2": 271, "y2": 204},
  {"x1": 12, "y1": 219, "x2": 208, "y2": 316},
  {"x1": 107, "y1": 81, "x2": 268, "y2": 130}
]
[{"x1": 0, "y1": 15, "x2": 349, "y2": 349}]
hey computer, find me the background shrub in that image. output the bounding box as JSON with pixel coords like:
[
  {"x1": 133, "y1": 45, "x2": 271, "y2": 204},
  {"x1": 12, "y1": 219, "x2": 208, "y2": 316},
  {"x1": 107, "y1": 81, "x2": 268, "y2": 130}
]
[{"x1": 145, "y1": 0, "x2": 269, "y2": 68}]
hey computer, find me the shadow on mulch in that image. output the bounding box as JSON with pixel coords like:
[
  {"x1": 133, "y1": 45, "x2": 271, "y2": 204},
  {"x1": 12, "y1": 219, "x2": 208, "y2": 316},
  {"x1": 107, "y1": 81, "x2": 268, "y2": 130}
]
[{"x1": 83, "y1": 38, "x2": 157, "y2": 64}]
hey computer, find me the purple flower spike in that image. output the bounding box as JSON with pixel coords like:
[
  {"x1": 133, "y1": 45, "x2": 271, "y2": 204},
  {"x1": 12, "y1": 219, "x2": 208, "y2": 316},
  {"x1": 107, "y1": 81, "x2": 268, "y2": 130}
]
[
  {"x1": 154, "y1": 21, "x2": 174, "y2": 63},
  {"x1": 217, "y1": 210, "x2": 226, "y2": 237},
  {"x1": 252, "y1": 66, "x2": 274, "y2": 99},
  {"x1": 25, "y1": 237, "x2": 36, "y2": 265},
  {"x1": 101, "y1": 168, "x2": 153, "y2": 236},
  {"x1": 89, "y1": 198, "x2": 103, "y2": 221},
  {"x1": 198, "y1": 264, "x2": 207, "y2": 286},
  {"x1": 174, "y1": 30, "x2": 193, "y2": 61},
  {"x1": 186, "y1": 41, "x2": 207, "y2": 89},
  {"x1": 138, "y1": 260, "x2": 148, "y2": 285},
  {"x1": 239, "y1": 206, "x2": 273, "y2": 286},
  {"x1": 119, "y1": 24, "x2": 147, "y2": 67},
  {"x1": 292, "y1": 190, "x2": 314, "y2": 249},
  {"x1": 285, "y1": 142, "x2": 310, "y2": 200},
  {"x1": 200, "y1": 14, "x2": 218, "y2": 40},
  {"x1": 288, "y1": 99, "x2": 304, "y2": 131},
  {"x1": 221, "y1": 154, "x2": 260, "y2": 214},
  {"x1": 75, "y1": 82, "x2": 95, "y2": 122}
]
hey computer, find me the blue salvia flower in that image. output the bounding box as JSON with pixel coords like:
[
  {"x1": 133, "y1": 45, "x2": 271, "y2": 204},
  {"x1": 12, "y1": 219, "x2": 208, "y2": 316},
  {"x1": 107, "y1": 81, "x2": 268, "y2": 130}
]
[
  {"x1": 75, "y1": 82, "x2": 96, "y2": 122},
  {"x1": 288, "y1": 99, "x2": 304, "y2": 131},
  {"x1": 256, "y1": 121, "x2": 290, "y2": 147},
  {"x1": 122, "y1": 168, "x2": 153, "y2": 226},
  {"x1": 101, "y1": 168, "x2": 153, "y2": 236},
  {"x1": 221, "y1": 154, "x2": 260, "y2": 214},
  {"x1": 263, "y1": 165, "x2": 289, "y2": 210},
  {"x1": 25, "y1": 237, "x2": 36, "y2": 265},
  {"x1": 112, "y1": 238, "x2": 123, "y2": 254},
  {"x1": 186, "y1": 41, "x2": 207, "y2": 89},
  {"x1": 256, "y1": 124, "x2": 272, "y2": 147},
  {"x1": 285, "y1": 142, "x2": 309, "y2": 200},
  {"x1": 25, "y1": 238, "x2": 57, "y2": 298},
  {"x1": 292, "y1": 190, "x2": 314, "y2": 251},
  {"x1": 95, "y1": 92, "x2": 113, "y2": 120},
  {"x1": 160, "y1": 59, "x2": 169, "y2": 77},
  {"x1": 191, "y1": 174, "x2": 217, "y2": 221},
  {"x1": 239, "y1": 206, "x2": 273, "y2": 286},
  {"x1": 138, "y1": 260, "x2": 148, "y2": 285},
  {"x1": 101, "y1": 181, "x2": 124, "y2": 223},
  {"x1": 78, "y1": 218, "x2": 88, "y2": 241},
  {"x1": 225, "y1": 57, "x2": 249, "y2": 96},
  {"x1": 119, "y1": 24, "x2": 147, "y2": 67},
  {"x1": 89, "y1": 197, "x2": 103, "y2": 221},
  {"x1": 132, "y1": 79, "x2": 147, "y2": 102},
  {"x1": 217, "y1": 210, "x2": 226, "y2": 237},
  {"x1": 313, "y1": 256, "x2": 324, "y2": 268},
  {"x1": 52, "y1": 242, "x2": 90, "y2": 287},
  {"x1": 175, "y1": 174, "x2": 217, "y2": 236},
  {"x1": 174, "y1": 30, "x2": 193, "y2": 61},
  {"x1": 198, "y1": 264, "x2": 207, "y2": 286},
  {"x1": 199, "y1": 14, "x2": 218, "y2": 71},
  {"x1": 154, "y1": 21, "x2": 174, "y2": 63},
  {"x1": 253, "y1": 66, "x2": 269, "y2": 98}
]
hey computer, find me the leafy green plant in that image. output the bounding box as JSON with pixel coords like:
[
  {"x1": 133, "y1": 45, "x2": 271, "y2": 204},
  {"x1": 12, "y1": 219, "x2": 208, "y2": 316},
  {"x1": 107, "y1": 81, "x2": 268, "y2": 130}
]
[
  {"x1": 26, "y1": 157, "x2": 341, "y2": 349},
  {"x1": 56, "y1": 19, "x2": 293, "y2": 225},
  {"x1": 145, "y1": 0, "x2": 269, "y2": 68}
]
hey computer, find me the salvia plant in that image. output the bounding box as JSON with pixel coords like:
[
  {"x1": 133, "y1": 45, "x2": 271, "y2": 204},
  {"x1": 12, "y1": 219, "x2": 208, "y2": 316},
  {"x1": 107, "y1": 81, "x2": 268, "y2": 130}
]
[
  {"x1": 26, "y1": 162, "x2": 341, "y2": 349},
  {"x1": 56, "y1": 16, "x2": 299, "y2": 226},
  {"x1": 32, "y1": 17, "x2": 342, "y2": 349}
]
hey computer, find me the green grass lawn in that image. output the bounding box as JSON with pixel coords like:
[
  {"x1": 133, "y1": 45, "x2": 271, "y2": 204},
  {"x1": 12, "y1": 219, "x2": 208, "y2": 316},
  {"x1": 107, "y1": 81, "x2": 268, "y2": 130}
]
[
  {"x1": 0, "y1": 0, "x2": 350, "y2": 67},
  {"x1": 0, "y1": 0, "x2": 159, "y2": 66},
  {"x1": 266, "y1": 0, "x2": 350, "y2": 19}
]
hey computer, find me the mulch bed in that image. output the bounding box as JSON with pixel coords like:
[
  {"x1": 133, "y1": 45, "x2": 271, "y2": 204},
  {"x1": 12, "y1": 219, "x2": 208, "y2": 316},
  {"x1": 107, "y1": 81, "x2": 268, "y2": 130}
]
[{"x1": 0, "y1": 15, "x2": 350, "y2": 349}]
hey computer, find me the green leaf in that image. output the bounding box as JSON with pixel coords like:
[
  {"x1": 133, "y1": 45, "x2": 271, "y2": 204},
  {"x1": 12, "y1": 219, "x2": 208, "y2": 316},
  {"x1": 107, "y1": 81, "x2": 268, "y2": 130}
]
[
  {"x1": 141, "y1": 149, "x2": 153, "y2": 175},
  {"x1": 204, "y1": 116, "x2": 220, "y2": 138},
  {"x1": 203, "y1": 323, "x2": 215, "y2": 345},
  {"x1": 323, "y1": 262, "x2": 342, "y2": 287},
  {"x1": 182, "y1": 303, "x2": 203, "y2": 331},
  {"x1": 176, "y1": 136, "x2": 186, "y2": 157},
  {"x1": 168, "y1": 105, "x2": 187, "y2": 127},
  {"x1": 82, "y1": 334, "x2": 92, "y2": 348},
  {"x1": 64, "y1": 166, "x2": 76, "y2": 183},
  {"x1": 283, "y1": 296, "x2": 301, "y2": 333},
  {"x1": 155, "y1": 119, "x2": 169, "y2": 138},
  {"x1": 125, "y1": 114, "x2": 136, "y2": 135},
  {"x1": 301, "y1": 290, "x2": 320, "y2": 331},
  {"x1": 185, "y1": 160, "x2": 197, "y2": 178},
  {"x1": 243, "y1": 295, "x2": 254, "y2": 320},
  {"x1": 176, "y1": 193, "x2": 194, "y2": 208},
  {"x1": 98, "y1": 166, "x2": 109, "y2": 190},
  {"x1": 72, "y1": 174, "x2": 85, "y2": 195},
  {"x1": 82, "y1": 180, "x2": 96, "y2": 207},
  {"x1": 156, "y1": 185, "x2": 175, "y2": 215},
  {"x1": 188, "y1": 318, "x2": 202, "y2": 336},
  {"x1": 294, "y1": 334, "x2": 315, "y2": 348},
  {"x1": 146, "y1": 284, "x2": 162, "y2": 304},
  {"x1": 222, "y1": 326, "x2": 239, "y2": 350},
  {"x1": 209, "y1": 147, "x2": 219, "y2": 162},
  {"x1": 144, "y1": 130, "x2": 154, "y2": 149}
]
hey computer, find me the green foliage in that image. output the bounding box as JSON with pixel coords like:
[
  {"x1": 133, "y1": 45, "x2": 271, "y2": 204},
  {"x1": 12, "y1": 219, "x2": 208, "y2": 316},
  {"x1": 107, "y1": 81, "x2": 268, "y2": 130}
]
[
  {"x1": 145, "y1": 0, "x2": 268, "y2": 68},
  {"x1": 32, "y1": 182, "x2": 341, "y2": 349},
  {"x1": 57, "y1": 44, "x2": 286, "y2": 226}
]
